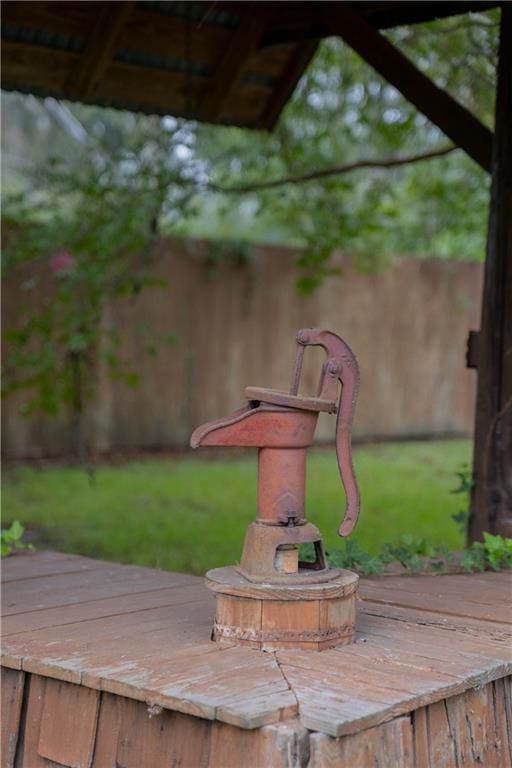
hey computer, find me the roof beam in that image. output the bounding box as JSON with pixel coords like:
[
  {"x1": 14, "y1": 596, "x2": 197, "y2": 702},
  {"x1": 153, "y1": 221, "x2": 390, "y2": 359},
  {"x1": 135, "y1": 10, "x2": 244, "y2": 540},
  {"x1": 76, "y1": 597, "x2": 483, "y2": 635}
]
[
  {"x1": 324, "y1": 2, "x2": 493, "y2": 173},
  {"x1": 66, "y1": 1, "x2": 133, "y2": 100},
  {"x1": 258, "y1": 41, "x2": 318, "y2": 130},
  {"x1": 202, "y1": 3, "x2": 272, "y2": 123}
]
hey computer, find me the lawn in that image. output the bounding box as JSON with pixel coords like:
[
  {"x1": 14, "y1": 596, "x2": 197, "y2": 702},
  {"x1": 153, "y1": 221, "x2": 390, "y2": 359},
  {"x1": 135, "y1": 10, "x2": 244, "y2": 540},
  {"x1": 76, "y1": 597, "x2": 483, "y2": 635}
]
[{"x1": 2, "y1": 440, "x2": 471, "y2": 575}]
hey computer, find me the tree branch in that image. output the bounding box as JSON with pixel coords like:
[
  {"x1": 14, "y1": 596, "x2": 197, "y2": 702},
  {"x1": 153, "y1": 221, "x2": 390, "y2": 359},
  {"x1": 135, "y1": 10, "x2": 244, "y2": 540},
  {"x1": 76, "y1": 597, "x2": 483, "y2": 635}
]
[{"x1": 209, "y1": 144, "x2": 457, "y2": 195}]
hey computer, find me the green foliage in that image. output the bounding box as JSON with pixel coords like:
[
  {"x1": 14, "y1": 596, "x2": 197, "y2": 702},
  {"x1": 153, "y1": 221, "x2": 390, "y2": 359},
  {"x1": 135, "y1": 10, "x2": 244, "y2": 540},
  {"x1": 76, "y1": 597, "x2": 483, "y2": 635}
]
[
  {"x1": 450, "y1": 462, "x2": 473, "y2": 533},
  {"x1": 203, "y1": 240, "x2": 254, "y2": 277},
  {"x1": 187, "y1": 11, "x2": 497, "y2": 277},
  {"x1": 1, "y1": 10, "x2": 500, "y2": 426},
  {"x1": 326, "y1": 532, "x2": 512, "y2": 576},
  {"x1": 461, "y1": 533, "x2": 512, "y2": 572},
  {"x1": 327, "y1": 539, "x2": 385, "y2": 575},
  {"x1": 1, "y1": 520, "x2": 34, "y2": 557},
  {"x1": 0, "y1": 441, "x2": 470, "y2": 574},
  {"x1": 2, "y1": 116, "x2": 192, "y2": 445}
]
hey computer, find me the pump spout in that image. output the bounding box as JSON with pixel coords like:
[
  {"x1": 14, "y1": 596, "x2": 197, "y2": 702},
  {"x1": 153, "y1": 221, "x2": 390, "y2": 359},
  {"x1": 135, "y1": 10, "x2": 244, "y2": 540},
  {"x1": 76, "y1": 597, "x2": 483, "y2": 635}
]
[{"x1": 190, "y1": 403, "x2": 318, "y2": 449}]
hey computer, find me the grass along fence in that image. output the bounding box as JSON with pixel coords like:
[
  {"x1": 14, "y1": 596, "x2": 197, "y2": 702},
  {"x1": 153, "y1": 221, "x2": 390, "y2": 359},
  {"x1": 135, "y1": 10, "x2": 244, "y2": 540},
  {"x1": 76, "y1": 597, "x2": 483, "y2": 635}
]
[{"x1": 2, "y1": 440, "x2": 471, "y2": 575}]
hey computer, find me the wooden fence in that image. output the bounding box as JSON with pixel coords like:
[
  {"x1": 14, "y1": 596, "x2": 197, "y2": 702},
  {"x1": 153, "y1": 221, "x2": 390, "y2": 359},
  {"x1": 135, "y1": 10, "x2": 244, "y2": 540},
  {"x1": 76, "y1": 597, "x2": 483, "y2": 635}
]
[{"x1": 2, "y1": 239, "x2": 482, "y2": 457}]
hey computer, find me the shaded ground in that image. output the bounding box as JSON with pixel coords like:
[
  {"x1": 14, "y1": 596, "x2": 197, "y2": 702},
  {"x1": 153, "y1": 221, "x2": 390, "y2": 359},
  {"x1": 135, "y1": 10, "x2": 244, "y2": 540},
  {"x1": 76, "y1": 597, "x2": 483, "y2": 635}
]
[{"x1": 2, "y1": 440, "x2": 470, "y2": 575}]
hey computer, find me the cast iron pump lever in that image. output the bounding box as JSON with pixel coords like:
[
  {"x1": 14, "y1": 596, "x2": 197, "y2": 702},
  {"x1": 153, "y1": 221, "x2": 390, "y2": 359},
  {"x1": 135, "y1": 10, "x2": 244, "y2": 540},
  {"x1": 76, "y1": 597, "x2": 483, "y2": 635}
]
[
  {"x1": 293, "y1": 328, "x2": 360, "y2": 537},
  {"x1": 191, "y1": 328, "x2": 360, "y2": 583}
]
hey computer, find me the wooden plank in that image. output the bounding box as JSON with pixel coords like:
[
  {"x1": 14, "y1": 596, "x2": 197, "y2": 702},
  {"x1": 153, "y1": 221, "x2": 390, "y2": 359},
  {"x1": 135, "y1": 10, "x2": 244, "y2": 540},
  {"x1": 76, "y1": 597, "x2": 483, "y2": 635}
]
[
  {"x1": 2, "y1": 599, "x2": 215, "y2": 684},
  {"x1": 493, "y1": 677, "x2": 512, "y2": 768},
  {"x1": 425, "y1": 698, "x2": 457, "y2": 767},
  {"x1": 360, "y1": 600, "x2": 512, "y2": 644},
  {"x1": 88, "y1": 644, "x2": 297, "y2": 728},
  {"x1": 1, "y1": 41, "x2": 269, "y2": 127},
  {"x1": 92, "y1": 691, "x2": 305, "y2": 768},
  {"x1": 208, "y1": 718, "x2": 309, "y2": 768},
  {"x1": 2, "y1": 594, "x2": 295, "y2": 729},
  {"x1": 97, "y1": 61, "x2": 270, "y2": 125},
  {"x1": 1, "y1": 551, "x2": 109, "y2": 583},
  {"x1": 258, "y1": 41, "x2": 318, "y2": 130},
  {"x1": 277, "y1": 626, "x2": 511, "y2": 738},
  {"x1": 1, "y1": 583, "x2": 207, "y2": 636},
  {"x1": 121, "y1": 6, "x2": 291, "y2": 79},
  {"x1": 2, "y1": 561, "x2": 198, "y2": 616},
  {"x1": 200, "y1": 2, "x2": 272, "y2": 122},
  {"x1": 308, "y1": 716, "x2": 413, "y2": 768},
  {"x1": 216, "y1": 594, "x2": 262, "y2": 650},
  {"x1": 411, "y1": 707, "x2": 430, "y2": 768},
  {"x1": 1, "y1": 669, "x2": 25, "y2": 768},
  {"x1": 469, "y1": 5, "x2": 512, "y2": 540},
  {"x1": 3, "y1": 555, "x2": 511, "y2": 740},
  {"x1": 94, "y1": 693, "x2": 211, "y2": 768},
  {"x1": 2, "y1": 1, "x2": 97, "y2": 37},
  {"x1": 1, "y1": 40, "x2": 77, "y2": 92},
  {"x1": 65, "y1": 1, "x2": 134, "y2": 99},
  {"x1": 363, "y1": 571, "x2": 512, "y2": 604},
  {"x1": 38, "y1": 678, "x2": 99, "y2": 768},
  {"x1": 358, "y1": 601, "x2": 512, "y2": 650},
  {"x1": 2, "y1": 1, "x2": 290, "y2": 79},
  {"x1": 444, "y1": 684, "x2": 506, "y2": 767},
  {"x1": 355, "y1": 611, "x2": 512, "y2": 664},
  {"x1": 14, "y1": 674, "x2": 62, "y2": 768},
  {"x1": 110, "y1": 645, "x2": 294, "y2": 726},
  {"x1": 325, "y1": 2, "x2": 493, "y2": 172},
  {"x1": 359, "y1": 575, "x2": 512, "y2": 624}
]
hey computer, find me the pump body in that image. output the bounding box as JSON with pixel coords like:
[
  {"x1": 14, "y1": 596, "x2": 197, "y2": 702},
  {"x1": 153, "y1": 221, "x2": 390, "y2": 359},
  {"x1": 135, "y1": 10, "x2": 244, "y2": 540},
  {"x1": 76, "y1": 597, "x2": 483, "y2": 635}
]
[{"x1": 190, "y1": 328, "x2": 361, "y2": 650}]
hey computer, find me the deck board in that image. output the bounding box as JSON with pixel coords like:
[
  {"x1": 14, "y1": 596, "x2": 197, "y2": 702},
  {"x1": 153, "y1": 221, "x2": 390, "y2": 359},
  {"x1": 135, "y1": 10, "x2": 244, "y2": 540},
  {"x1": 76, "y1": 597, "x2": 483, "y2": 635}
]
[{"x1": 1, "y1": 551, "x2": 511, "y2": 739}]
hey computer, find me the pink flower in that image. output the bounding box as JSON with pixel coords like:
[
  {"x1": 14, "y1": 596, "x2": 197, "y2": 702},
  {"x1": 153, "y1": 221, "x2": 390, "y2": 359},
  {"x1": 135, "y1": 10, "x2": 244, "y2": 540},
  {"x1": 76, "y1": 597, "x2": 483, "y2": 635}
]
[{"x1": 50, "y1": 251, "x2": 75, "y2": 275}]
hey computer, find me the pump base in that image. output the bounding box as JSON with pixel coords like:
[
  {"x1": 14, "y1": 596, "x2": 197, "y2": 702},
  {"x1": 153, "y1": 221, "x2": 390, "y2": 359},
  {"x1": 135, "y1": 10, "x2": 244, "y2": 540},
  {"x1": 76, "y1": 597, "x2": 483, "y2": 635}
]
[{"x1": 205, "y1": 566, "x2": 359, "y2": 651}]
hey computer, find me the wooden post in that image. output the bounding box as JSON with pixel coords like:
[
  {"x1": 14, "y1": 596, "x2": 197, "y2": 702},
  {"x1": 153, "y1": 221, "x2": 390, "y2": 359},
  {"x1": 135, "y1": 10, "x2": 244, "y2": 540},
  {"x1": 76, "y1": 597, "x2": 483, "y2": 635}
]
[{"x1": 469, "y1": 6, "x2": 512, "y2": 542}]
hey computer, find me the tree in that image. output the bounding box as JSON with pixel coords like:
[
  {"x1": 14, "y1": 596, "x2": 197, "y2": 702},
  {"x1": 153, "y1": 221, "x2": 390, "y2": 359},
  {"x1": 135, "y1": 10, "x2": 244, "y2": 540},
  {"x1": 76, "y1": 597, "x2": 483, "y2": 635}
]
[{"x1": 2, "y1": 9, "x2": 499, "y2": 445}]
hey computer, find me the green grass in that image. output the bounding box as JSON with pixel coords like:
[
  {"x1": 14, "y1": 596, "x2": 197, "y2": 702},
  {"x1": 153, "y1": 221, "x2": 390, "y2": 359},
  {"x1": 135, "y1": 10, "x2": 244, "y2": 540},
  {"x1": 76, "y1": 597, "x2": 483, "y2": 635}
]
[{"x1": 2, "y1": 440, "x2": 471, "y2": 575}]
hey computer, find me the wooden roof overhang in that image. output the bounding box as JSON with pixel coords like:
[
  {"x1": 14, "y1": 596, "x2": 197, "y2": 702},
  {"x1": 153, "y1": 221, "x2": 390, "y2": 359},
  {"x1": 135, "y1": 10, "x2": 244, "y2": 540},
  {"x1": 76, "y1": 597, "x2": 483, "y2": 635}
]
[{"x1": 0, "y1": 2, "x2": 499, "y2": 158}]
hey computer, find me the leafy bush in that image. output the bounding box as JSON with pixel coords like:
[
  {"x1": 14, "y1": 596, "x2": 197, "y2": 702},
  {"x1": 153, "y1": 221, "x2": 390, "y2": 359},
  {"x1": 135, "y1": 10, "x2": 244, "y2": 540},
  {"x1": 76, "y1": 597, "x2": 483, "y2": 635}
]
[{"x1": 1, "y1": 520, "x2": 34, "y2": 557}]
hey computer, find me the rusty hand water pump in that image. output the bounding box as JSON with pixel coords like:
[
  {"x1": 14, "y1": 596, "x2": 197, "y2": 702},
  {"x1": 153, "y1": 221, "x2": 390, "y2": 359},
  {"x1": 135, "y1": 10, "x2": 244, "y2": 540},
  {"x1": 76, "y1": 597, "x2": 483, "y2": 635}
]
[{"x1": 191, "y1": 328, "x2": 361, "y2": 651}]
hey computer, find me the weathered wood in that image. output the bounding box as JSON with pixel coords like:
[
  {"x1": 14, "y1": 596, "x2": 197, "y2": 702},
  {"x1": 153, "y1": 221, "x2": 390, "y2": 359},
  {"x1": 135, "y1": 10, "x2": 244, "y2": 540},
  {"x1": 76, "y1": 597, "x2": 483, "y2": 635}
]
[
  {"x1": 92, "y1": 691, "x2": 306, "y2": 768},
  {"x1": 469, "y1": 5, "x2": 512, "y2": 541},
  {"x1": 1, "y1": 40, "x2": 271, "y2": 126},
  {"x1": 1, "y1": 584, "x2": 208, "y2": 636},
  {"x1": 360, "y1": 573, "x2": 512, "y2": 624},
  {"x1": 65, "y1": 1, "x2": 133, "y2": 99},
  {"x1": 15, "y1": 675, "x2": 59, "y2": 768},
  {"x1": 325, "y1": 2, "x2": 493, "y2": 172},
  {"x1": 2, "y1": 552, "x2": 511, "y2": 747},
  {"x1": 208, "y1": 566, "x2": 358, "y2": 650},
  {"x1": 0, "y1": 668, "x2": 25, "y2": 768},
  {"x1": 1, "y1": 550, "x2": 107, "y2": 583},
  {"x1": 8, "y1": 671, "x2": 511, "y2": 768},
  {"x1": 359, "y1": 601, "x2": 512, "y2": 647},
  {"x1": 2, "y1": 560, "x2": 197, "y2": 616},
  {"x1": 202, "y1": 3, "x2": 272, "y2": 122},
  {"x1": 411, "y1": 707, "x2": 429, "y2": 768},
  {"x1": 258, "y1": 40, "x2": 319, "y2": 130},
  {"x1": 308, "y1": 716, "x2": 413, "y2": 768},
  {"x1": 38, "y1": 678, "x2": 100, "y2": 767}
]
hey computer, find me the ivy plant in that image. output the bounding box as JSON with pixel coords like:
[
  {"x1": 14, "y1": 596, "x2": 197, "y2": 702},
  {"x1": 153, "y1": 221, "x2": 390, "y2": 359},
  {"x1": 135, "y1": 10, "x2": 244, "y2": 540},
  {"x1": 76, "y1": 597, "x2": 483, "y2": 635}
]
[{"x1": 1, "y1": 520, "x2": 34, "y2": 557}]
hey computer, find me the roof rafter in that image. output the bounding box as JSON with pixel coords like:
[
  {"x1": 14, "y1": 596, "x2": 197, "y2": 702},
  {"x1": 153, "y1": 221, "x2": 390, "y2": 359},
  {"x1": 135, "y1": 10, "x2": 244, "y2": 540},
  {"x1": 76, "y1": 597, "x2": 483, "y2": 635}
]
[
  {"x1": 324, "y1": 1, "x2": 494, "y2": 173},
  {"x1": 201, "y1": 2, "x2": 273, "y2": 123},
  {"x1": 258, "y1": 41, "x2": 318, "y2": 130},
  {"x1": 66, "y1": 1, "x2": 134, "y2": 100}
]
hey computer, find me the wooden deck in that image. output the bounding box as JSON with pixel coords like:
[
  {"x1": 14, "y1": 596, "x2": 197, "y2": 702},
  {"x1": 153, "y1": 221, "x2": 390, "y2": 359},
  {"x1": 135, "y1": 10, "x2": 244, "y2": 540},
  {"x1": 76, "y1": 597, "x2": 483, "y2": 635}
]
[{"x1": 2, "y1": 551, "x2": 511, "y2": 767}]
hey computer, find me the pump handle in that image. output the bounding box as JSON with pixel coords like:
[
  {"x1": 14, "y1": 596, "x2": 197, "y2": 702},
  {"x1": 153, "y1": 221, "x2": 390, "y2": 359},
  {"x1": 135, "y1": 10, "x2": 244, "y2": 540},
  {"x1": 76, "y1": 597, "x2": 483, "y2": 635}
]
[{"x1": 293, "y1": 329, "x2": 360, "y2": 537}]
